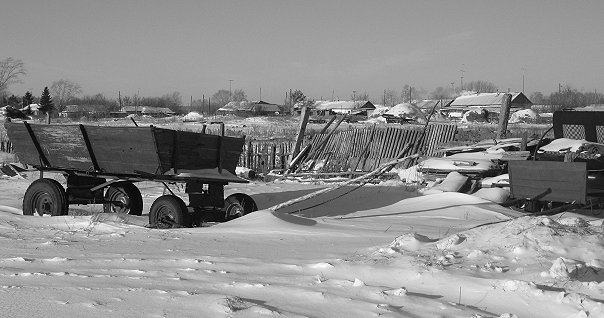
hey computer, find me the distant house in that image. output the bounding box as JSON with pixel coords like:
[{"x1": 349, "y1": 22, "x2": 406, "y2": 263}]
[
  {"x1": 141, "y1": 107, "x2": 176, "y2": 117},
  {"x1": 443, "y1": 92, "x2": 533, "y2": 121},
  {"x1": 217, "y1": 101, "x2": 282, "y2": 116},
  {"x1": 20, "y1": 103, "x2": 40, "y2": 116},
  {"x1": 120, "y1": 106, "x2": 144, "y2": 115},
  {"x1": 59, "y1": 105, "x2": 109, "y2": 118},
  {"x1": 313, "y1": 100, "x2": 376, "y2": 116},
  {"x1": 116, "y1": 106, "x2": 175, "y2": 117},
  {"x1": 573, "y1": 104, "x2": 604, "y2": 112},
  {"x1": 415, "y1": 99, "x2": 453, "y2": 112}
]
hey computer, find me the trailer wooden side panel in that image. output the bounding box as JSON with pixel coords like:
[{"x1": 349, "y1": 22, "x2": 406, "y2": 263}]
[
  {"x1": 509, "y1": 160, "x2": 587, "y2": 204},
  {"x1": 5, "y1": 123, "x2": 93, "y2": 171},
  {"x1": 84, "y1": 126, "x2": 161, "y2": 175},
  {"x1": 5, "y1": 122, "x2": 245, "y2": 178},
  {"x1": 154, "y1": 128, "x2": 244, "y2": 175}
]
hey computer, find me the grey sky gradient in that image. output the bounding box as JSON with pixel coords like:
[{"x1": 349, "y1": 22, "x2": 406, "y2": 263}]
[{"x1": 2, "y1": 0, "x2": 603, "y2": 104}]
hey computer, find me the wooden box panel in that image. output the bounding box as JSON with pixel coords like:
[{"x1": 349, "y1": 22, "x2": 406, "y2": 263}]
[
  {"x1": 5, "y1": 123, "x2": 245, "y2": 177},
  {"x1": 509, "y1": 160, "x2": 587, "y2": 204},
  {"x1": 153, "y1": 128, "x2": 244, "y2": 174},
  {"x1": 85, "y1": 126, "x2": 161, "y2": 175},
  {"x1": 5, "y1": 123, "x2": 93, "y2": 171}
]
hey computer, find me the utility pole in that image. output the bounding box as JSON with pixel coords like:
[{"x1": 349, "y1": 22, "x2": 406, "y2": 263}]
[
  {"x1": 460, "y1": 64, "x2": 465, "y2": 91},
  {"x1": 136, "y1": 88, "x2": 140, "y2": 114},
  {"x1": 228, "y1": 79, "x2": 233, "y2": 101},
  {"x1": 259, "y1": 87, "x2": 262, "y2": 101},
  {"x1": 521, "y1": 67, "x2": 526, "y2": 93},
  {"x1": 353, "y1": 90, "x2": 356, "y2": 103}
]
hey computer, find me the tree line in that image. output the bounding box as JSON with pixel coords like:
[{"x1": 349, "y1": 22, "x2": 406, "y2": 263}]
[{"x1": 3, "y1": 56, "x2": 604, "y2": 118}]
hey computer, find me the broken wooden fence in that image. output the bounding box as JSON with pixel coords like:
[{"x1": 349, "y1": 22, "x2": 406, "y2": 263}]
[
  {"x1": 296, "y1": 123, "x2": 457, "y2": 173},
  {"x1": 238, "y1": 139, "x2": 294, "y2": 174}
]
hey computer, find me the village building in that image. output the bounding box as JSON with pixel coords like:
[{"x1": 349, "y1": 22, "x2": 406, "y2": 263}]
[
  {"x1": 312, "y1": 100, "x2": 376, "y2": 116},
  {"x1": 442, "y1": 92, "x2": 532, "y2": 121},
  {"x1": 21, "y1": 103, "x2": 40, "y2": 116},
  {"x1": 59, "y1": 104, "x2": 111, "y2": 118},
  {"x1": 415, "y1": 99, "x2": 454, "y2": 113},
  {"x1": 112, "y1": 106, "x2": 175, "y2": 117},
  {"x1": 217, "y1": 101, "x2": 282, "y2": 116}
]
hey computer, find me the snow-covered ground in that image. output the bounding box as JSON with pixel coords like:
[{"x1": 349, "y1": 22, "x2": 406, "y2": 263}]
[{"x1": 0, "y1": 173, "x2": 603, "y2": 317}]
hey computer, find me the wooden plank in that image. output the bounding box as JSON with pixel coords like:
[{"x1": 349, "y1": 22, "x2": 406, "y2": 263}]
[{"x1": 392, "y1": 127, "x2": 404, "y2": 160}]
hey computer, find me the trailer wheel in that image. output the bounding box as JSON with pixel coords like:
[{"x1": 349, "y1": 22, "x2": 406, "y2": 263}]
[
  {"x1": 149, "y1": 195, "x2": 189, "y2": 228},
  {"x1": 103, "y1": 182, "x2": 143, "y2": 216},
  {"x1": 23, "y1": 179, "x2": 68, "y2": 216},
  {"x1": 223, "y1": 194, "x2": 257, "y2": 221}
]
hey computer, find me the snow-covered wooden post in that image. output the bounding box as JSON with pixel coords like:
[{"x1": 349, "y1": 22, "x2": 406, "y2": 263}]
[{"x1": 497, "y1": 93, "x2": 512, "y2": 139}]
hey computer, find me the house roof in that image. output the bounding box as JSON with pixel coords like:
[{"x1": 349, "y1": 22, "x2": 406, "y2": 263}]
[
  {"x1": 61, "y1": 104, "x2": 110, "y2": 113},
  {"x1": 21, "y1": 103, "x2": 40, "y2": 111},
  {"x1": 218, "y1": 101, "x2": 281, "y2": 113},
  {"x1": 120, "y1": 106, "x2": 174, "y2": 114},
  {"x1": 121, "y1": 106, "x2": 145, "y2": 112},
  {"x1": 385, "y1": 103, "x2": 425, "y2": 119},
  {"x1": 314, "y1": 101, "x2": 375, "y2": 111},
  {"x1": 449, "y1": 92, "x2": 532, "y2": 108},
  {"x1": 574, "y1": 104, "x2": 604, "y2": 112},
  {"x1": 142, "y1": 107, "x2": 175, "y2": 114}
]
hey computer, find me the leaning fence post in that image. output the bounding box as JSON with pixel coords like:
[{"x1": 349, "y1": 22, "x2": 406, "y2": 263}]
[
  {"x1": 497, "y1": 93, "x2": 512, "y2": 139},
  {"x1": 292, "y1": 106, "x2": 310, "y2": 158}
]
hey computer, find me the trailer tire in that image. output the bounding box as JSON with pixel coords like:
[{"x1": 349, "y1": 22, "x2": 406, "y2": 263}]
[
  {"x1": 23, "y1": 179, "x2": 68, "y2": 216},
  {"x1": 103, "y1": 182, "x2": 143, "y2": 216},
  {"x1": 223, "y1": 193, "x2": 257, "y2": 222},
  {"x1": 149, "y1": 195, "x2": 189, "y2": 228}
]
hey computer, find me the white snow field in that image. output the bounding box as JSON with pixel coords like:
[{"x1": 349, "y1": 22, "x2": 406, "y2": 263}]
[{"x1": 0, "y1": 173, "x2": 602, "y2": 318}]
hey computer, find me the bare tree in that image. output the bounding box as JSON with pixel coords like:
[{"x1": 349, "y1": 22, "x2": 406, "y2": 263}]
[
  {"x1": 50, "y1": 79, "x2": 82, "y2": 112},
  {"x1": 232, "y1": 89, "x2": 247, "y2": 102},
  {"x1": 350, "y1": 92, "x2": 369, "y2": 101},
  {"x1": 430, "y1": 86, "x2": 455, "y2": 100},
  {"x1": 464, "y1": 80, "x2": 498, "y2": 93},
  {"x1": 0, "y1": 57, "x2": 26, "y2": 95},
  {"x1": 212, "y1": 89, "x2": 231, "y2": 107},
  {"x1": 383, "y1": 89, "x2": 399, "y2": 107}
]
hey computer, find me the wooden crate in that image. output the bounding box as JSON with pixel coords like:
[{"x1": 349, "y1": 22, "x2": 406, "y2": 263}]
[{"x1": 508, "y1": 160, "x2": 587, "y2": 204}]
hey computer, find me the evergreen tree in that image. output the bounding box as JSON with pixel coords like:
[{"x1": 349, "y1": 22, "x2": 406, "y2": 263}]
[
  {"x1": 7, "y1": 95, "x2": 20, "y2": 107},
  {"x1": 39, "y1": 86, "x2": 54, "y2": 114},
  {"x1": 22, "y1": 91, "x2": 34, "y2": 108}
]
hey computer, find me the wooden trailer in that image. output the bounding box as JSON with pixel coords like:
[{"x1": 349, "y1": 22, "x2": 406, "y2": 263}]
[{"x1": 5, "y1": 121, "x2": 257, "y2": 228}]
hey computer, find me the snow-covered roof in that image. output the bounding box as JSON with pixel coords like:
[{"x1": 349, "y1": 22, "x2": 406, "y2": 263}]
[
  {"x1": 142, "y1": 107, "x2": 175, "y2": 114},
  {"x1": 449, "y1": 92, "x2": 532, "y2": 107},
  {"x1": 218, "y1": 101, "x2": 281, "y2": 113},
  {"x1": 61, "y1": 104, "x2": 103, "y2": 113},
  {"x1": 20, "y1": 103, "x2": 39, "y2": 111},
  {"x1": 509, "y1": 109, "x2": 540, "y2": 123},
  {"x1": 120, "y1": 106, "x2": 174, "y2": 114},
  {"x1": 314, "y1": 100, "x2": 375, "y2": 111},
  {"x1": 573, "y1": 104, "x2": 604, "y2": 112},
  {"x1": 385, "y1": 103, "x2": 426, "y2": 120}
]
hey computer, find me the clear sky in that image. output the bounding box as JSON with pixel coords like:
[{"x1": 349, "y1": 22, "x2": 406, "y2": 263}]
[{"x1": 2, "y1": 0, "x2": 603, "y2": 104}]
